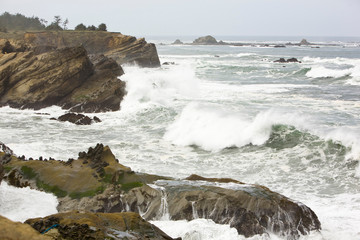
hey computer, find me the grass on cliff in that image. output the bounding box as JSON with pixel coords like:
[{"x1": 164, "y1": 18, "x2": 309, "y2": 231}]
[
  {"x1": 36, "y1": 179, "x2": 67, "y2": 198},
  {"x1": 69, "y1": 185, "x2": 106, "y2": 199},
  {"x1": 21, "y1": 166, "x2": 37, "y2": 179}
]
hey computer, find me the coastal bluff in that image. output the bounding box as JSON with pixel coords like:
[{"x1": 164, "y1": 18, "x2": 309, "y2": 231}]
[
  {"x1": 0, "y1": 31, "x2": 160, "y2": 112},
  {"x1": 1, "y1": 143, "x2": 321, "y2": 239},
  {"x1": 22, "y1": 31, "x2": 160, "y2": 68}
]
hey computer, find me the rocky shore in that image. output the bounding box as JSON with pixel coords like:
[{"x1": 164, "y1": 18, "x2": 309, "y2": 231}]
[
  {"x1": 0, "y1": 31, "x2": 160, "y2": 112},
  {"x1": 0, "y1": 142, "x2": 321, "y2": 239}
]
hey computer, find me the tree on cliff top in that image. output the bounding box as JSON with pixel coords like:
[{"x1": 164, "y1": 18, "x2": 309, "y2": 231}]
[
  {"x1": 46, "y1": 15, "x2": 63, "y2": 31},
  {"x1": 98, "y1": 23, "x2": 107, "y2": 31},
  {"x1": 75, "y1": 23, "x2": 86, "y2": 31},
  {"x1": 0, "y1": 12, "x2": 45, "y2": 31}
]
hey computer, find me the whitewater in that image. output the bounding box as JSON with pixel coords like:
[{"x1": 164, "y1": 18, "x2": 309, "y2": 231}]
[{"x1": 1, "y1": 37, "x2": 360, "y2": 239}]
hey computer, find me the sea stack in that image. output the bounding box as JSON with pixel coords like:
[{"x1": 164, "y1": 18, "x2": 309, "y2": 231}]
[{"x1": 193, "y1": 35, "x2": 218, "y2": 45}]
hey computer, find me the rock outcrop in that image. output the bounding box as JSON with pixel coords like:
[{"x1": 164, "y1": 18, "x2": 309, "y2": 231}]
[
  {"x1": 25, "y1": 211, "x2": 177, "y2": 240},
  {"x1": 0, "y1": 215, "x2": 51, "y2": 240},
  {"x1": 22, "y1": 31, "x2": 160, "y2": 68},
  {"x1": 300, "y1": 39, "x2": 311, "y2": 45},
  {"x1": 274, "y1": 58, "x2": 301, "y2": 63},
  {"x1": 172, "y1": 39, "x2": 183, "y2": 45},
  {"x1": 0, "y1": 46, "x2": 126, "y2": 112},
  {"x1": 193, "y1": 35, "x2": 218, "y2": 45},
  {"x1": 52, "y1": 113, "x2": 101, "y2": 125},
  {"x1": 1, "y1": 143, "x2": 321, "y2": 239}
]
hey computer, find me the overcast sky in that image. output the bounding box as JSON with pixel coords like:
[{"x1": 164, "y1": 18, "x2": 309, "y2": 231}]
[{"x1": 2, "y1": 0, "x2": 360, "y2": 37}]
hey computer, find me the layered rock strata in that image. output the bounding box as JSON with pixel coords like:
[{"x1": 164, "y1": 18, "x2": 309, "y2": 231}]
[
  {"x1": 22, "y1": 31, "x2": 160, "y2": 68},
  {"x1": 0, "y1": 46, "x2": 125, "y2": 112}
]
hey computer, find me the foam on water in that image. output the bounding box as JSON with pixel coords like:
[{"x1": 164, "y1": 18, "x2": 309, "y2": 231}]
[
  {"x1": 151, "y1": 219, "x2": 282, "y2": 240},
  {"x1": 0, "y1": 182, "x2": 58, "y2": 222},
  {"x1": 120, "y1": 63, "x2": 200, "y2": 112},
  {"x1": 0, "y1": 40, "x2": 360, "y2": 239}
]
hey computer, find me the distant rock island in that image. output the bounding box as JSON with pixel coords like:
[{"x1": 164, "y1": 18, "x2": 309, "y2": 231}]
[
  {"x1": 0, "y1": 31, "x2": 161, "y2": 112},
  {"x1": 193, "y1": 35, "x2": 218, "y2": 45},
  {"x1": 171, "y1": 36, "x2": 332, "y2": 48},
  {"x1": 172, "y1": 39, "x2": 183, "y2": 45}
]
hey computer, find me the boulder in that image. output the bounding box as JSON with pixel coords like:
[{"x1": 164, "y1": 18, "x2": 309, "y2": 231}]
[
  {"x1": 25, "y1": 211, "x2": 178, "y2": 240},
  {"x1": 0, "y1": 215, "x2": 51, "y2": 240},
  {"x1": 162, "y1": 62, "x2": 175, "y2": 65},
  {"x1": 54, "y1": 113, "x2": 101, "y2": 125},
  {"x1": 193, "y1": 35, "x2": 218, "y2": 45},
  {"x1": 172, "y1": 39, "x2": 183, "y2": 45},
  {"x1": 0, "y1": 46, "x2": 126, "y2": 112},
  {"x1": 274, "y1": 58, "x2": 301, "y2": 63},
  {"x1": 2, "y1": 143, "x2": 321, "y2": 239}
]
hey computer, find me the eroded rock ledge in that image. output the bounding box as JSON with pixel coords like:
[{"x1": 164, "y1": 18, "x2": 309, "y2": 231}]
[
  {"x1": 0, "y1": 46, "x2": 125, "y2": 112},
  {"x1": 1, "y1": 143, "x2": 321, "y2": 239}
]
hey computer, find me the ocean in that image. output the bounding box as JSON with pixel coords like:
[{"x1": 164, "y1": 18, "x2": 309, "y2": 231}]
[{"x1": 1, "y1": 36, "x2": 360, "y2": 239}]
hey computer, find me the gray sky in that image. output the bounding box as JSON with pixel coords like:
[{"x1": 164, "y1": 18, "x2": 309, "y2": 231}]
[{"x1": 2, "y1": 0, "x2": 360, "y2": 37}]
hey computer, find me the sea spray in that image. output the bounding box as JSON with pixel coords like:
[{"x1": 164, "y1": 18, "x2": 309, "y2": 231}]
[
  {"x1": 120, "y1": 63, "x2": 200, "y2": 112},
  {"x1": 148, "y1": 184, "x2": 170, "y2": 221},
  {"x1": 0, "y1": 182, "x2": 58, "y2": 222}
]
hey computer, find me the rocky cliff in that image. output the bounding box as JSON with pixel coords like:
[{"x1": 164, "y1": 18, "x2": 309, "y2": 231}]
[
  {"x1": 22, "y1": 31, "x2": 160, "y2": 68},
  {"x1": 0, "y1": 31, "x2": 160, "y2": 112},
  {"x1": 1, "y1": 143, "x2": 321, "y2": 239},
  {"x1": 0, "y1": 45, "x2": 125, "y2": 112}
]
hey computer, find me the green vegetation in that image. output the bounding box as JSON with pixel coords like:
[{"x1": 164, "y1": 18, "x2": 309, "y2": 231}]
[
  {"x1": 120, "y1": 182, "x2": 143, "y2": 192},
  {"x1": 69, "y1": 185, "x2": 106, "y2": 199},
  {"x1": 4, "y1": 166, "x2": 13, "y2": 173},
  {"x1": 36, "y1": 179, "x2": 67, "y2": 198},
  {"x1": 0, "y1": 12, "x2": 45, "y2": 31},
  {"x1": 75, "y1": 23, "x2": 108, "y2": 32},
  {"x1": 0, "y1": 12, "x2": 108, "y2": 32},
  {"x1": 21, "y1": 166, "x2": 37, "y2": 179}
]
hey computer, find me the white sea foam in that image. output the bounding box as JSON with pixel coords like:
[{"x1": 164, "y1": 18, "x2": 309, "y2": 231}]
[
  {"x1": 164, "y1": 103, "x2": 312, "y2": 152},
  {"x1": 0, "y1": 182, "x2": 58, "y2": 222},
  {"x1": 151, "y1": 219, "x2": 280, "y2": 240},
  {"x1": 164, "y1": 103, "x2": 275, "y2": 151},
  {"x1": 306, "y1": 66, "x2": 360, "y2": 79},
  {"x1": 120, "y1": 64, "x2": 199, "y2": 112}
]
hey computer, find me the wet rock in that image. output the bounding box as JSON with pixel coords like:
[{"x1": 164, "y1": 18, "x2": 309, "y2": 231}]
[
  {"x1": 25, "y1": 211, "x2": 176, "y2": 240},
  {"x1": 0, "y1": 141, "x2": 14, "y2": 155},
  {"x1": 274, "y1": 44, "x2": 286, "y2": 48},
  {"x1": 274, "y1": 58, "x2": 301, "y2": 63},
  {"x1": 162, "y1": 62, "x2": 175, "y2": 65},
  {"x1": 56, "y1": 113, "x2": 101, "y2": 125},
  {"x1": 0, "y1": 215, "x2": 50, "y2": 240}
]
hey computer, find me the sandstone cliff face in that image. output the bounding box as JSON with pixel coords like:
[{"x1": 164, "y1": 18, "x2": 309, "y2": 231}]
[
  {"x1": 0, "y1": 46, "x2": 125, "y2": 112},
  {"x1": 1, "y1": 143, "x2": 321, "y2": 239},
  {"x1": 23, "y1": 31, "x2": 160, "y2": 68}
]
